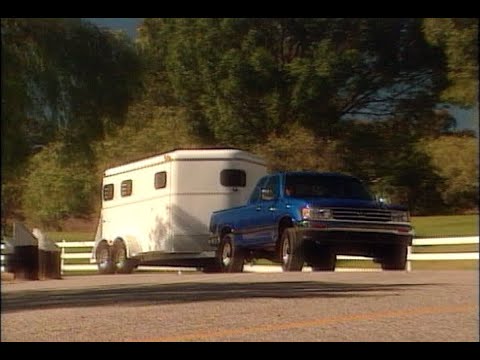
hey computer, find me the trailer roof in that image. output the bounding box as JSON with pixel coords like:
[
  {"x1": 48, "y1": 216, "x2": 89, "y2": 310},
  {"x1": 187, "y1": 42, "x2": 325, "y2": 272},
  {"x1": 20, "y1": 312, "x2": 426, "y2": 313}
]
[{"x1": 104, "y1": 148, "x2": 266, "y2": 177}]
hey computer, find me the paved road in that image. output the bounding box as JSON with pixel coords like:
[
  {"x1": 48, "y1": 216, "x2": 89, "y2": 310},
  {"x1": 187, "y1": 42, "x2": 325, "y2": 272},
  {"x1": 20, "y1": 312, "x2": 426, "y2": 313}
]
[{"x1": 1, "y1": 270, "x2": 478, "y2": 342}]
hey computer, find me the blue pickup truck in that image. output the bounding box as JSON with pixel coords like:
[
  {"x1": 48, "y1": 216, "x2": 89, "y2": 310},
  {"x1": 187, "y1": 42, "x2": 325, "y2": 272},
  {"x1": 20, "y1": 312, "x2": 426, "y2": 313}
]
[{"x1": 207, "y1": 171, "x2": 414, "y2": 272}]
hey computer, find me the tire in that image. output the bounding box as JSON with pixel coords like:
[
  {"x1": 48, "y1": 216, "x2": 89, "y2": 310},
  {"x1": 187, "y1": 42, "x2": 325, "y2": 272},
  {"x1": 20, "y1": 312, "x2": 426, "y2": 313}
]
[
  {"x1": 280, "y1": 228, "x2": 304, "y2": 272},
  {"x1": 216, "y1": 233, "x2": 245, "y2": 273},
  {"x1": 112, "y1": 240, "x2": 136, "y2": 274},
  {"x1": 310, "y1": 247, "x2": 336, "y2": 271},
  {"x1": 381, "y1": 244, "x2": 408, "y2": 270},
  {"x1": 96, "y1": 241, "x2": 115, "y2": 274},
  {"x1": 202, "y1": 260, "x2": 222, "y2": 273}
]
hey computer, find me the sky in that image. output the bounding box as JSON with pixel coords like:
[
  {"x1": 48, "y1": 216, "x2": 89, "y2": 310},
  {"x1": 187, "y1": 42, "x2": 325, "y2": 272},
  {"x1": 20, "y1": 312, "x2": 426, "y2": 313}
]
[
  {"x1": 83, "y1": 18, "x2": 478, "y2": 134},
  {"x1": 84, "y1": 18, "x2": 143, "y2": 38}
]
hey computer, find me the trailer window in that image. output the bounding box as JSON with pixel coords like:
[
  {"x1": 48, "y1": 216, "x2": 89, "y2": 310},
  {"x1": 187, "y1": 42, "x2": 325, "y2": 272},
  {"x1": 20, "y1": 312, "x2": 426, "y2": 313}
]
[
  {"x1": 155, "y1": 171, "x2": 167, "y2": 189},
  {"x1": 121, "y1": 180, "x2": 133, "y2": 197},
  {"x1": 103, "y1": 184, "x2": 114, "y2": 201},
  {"x1": 220, "y1": 169, "x2": 246, "y2": 187}
]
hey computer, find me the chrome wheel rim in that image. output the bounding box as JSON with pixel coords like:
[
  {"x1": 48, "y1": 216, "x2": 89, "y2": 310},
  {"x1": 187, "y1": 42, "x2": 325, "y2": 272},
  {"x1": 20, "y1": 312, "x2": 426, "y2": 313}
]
[
  {"x1": 98, "y1": 248, "x2": 109, "y2": 269},
  {"x1": 116, "y1": 248, "x2": 126, "y2": 268},
  {"x1": 282, "y1": 237, "x2": 290, "y2": 264},
  {"x1": 222, "y1": 242, "x2": 232, "y2": 267}
]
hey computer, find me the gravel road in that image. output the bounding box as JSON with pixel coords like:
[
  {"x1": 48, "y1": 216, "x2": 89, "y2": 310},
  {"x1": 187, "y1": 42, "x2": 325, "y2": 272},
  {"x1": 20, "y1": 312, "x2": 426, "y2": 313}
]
[{"x1": 1, "y1": 270, "x2": 478, "y2": 342}]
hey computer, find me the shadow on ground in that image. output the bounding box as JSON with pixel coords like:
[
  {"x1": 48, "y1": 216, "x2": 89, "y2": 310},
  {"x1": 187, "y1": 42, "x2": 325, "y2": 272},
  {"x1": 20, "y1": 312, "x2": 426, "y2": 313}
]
[{"x1": 0, "y1": 278, "x2": 437, "y2": 313}]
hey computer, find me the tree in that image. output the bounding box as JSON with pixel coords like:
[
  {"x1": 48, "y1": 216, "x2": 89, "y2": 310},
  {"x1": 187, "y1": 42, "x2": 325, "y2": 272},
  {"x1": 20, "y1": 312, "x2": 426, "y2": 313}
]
[
  {"x1": 340, "y1": 120, "x2": 446, "y2": 214},
  {"x1": 95, "y1": 105, "x2": 204, "y2": 171},
  {"x1": 423, "y1": 18, "x2": 478, "y2": 107},
  {"x1": 252, "y1": 122, "x2": 342, "y2": 173},
  {"x1": 1, "y1": 18, "x2": 141, "y2": 165},
  {"x1": 22, "y1": 142, "x2": 98, "y2": 230},
  {"x1": 419, "y1": 134, "x2": 478, "y2": 211},
  {"x1": 137, "y1": 18, "x2": 448, "y2": 147},
  {"x1": 1, "y1": 18, "x2": 142, "y2": 224}
]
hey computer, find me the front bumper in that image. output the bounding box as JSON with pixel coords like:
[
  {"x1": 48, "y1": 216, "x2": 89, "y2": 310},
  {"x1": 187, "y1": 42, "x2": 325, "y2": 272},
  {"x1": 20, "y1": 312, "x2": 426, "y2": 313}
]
[{"x1": 297, "y1": 220, "x2": 414, "y2": 246}]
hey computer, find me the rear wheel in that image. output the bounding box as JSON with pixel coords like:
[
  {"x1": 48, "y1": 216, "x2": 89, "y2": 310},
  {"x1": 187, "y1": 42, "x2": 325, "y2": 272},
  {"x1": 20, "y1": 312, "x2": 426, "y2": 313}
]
[
  {"x1": 96, "y1": 241, "x2": 114, "y2": 274},
  {"x1": 381, "y1": 244, "x2": 408, "y2": 270},
  {"x1": 112, "y1": 240, "x2": 136, "y2": 274},
  {"x1": 217, "y1": 233, "x2": 245, "y2": 273},
  {"x1": 280, "y1": 228, "x2": 304, "y2": 272}
]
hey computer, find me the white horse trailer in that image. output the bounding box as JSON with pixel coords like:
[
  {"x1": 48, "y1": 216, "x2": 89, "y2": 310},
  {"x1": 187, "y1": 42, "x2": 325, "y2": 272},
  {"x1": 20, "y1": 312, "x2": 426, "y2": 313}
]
[{"x1": 91, "y1": 148, "x2": 267, "y2": 273}]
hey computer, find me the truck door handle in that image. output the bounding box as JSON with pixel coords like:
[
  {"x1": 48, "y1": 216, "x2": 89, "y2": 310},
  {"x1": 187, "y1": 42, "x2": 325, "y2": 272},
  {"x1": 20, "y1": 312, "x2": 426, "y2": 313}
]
[
  {"x1": 268, "y1": 207, "x2": 277, "y2": 212},
  {"x1": 256, "y1": 206, "x2": 262, "y2": 211}
]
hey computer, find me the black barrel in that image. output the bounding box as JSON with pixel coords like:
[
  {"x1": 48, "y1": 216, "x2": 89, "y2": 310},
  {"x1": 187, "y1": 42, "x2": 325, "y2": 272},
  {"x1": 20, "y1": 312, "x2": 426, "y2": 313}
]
[{"x1": 13, "y1": 245, "x2": 39, "y2": 280}]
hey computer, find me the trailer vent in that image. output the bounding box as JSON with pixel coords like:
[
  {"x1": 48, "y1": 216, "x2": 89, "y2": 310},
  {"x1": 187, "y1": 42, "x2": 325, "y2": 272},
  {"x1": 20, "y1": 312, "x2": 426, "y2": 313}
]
[
  {"x1": 103, "y1": 184, "x2": 114, "y2": 201},
  {"x1": 121, "y1": 180, "x2": 133, "y2": 197}
]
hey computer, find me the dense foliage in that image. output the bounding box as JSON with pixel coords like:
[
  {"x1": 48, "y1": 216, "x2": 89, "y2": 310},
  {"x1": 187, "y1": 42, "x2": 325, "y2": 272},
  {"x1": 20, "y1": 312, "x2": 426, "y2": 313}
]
[{"x1": 1, "y1": 18, "x2": 478, "y2": 230}]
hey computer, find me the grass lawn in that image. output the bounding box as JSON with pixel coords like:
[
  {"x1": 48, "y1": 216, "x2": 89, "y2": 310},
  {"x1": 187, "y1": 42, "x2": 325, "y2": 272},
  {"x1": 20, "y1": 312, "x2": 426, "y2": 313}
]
[{"x1": 411, "y1": 214, "x2": 478, "y2": 238}]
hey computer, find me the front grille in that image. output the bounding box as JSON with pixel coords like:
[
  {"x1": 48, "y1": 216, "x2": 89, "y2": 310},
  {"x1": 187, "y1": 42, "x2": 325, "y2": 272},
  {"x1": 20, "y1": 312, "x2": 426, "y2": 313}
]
[{"x1": 331, "y1": 208, "x2": 391, "y2": 222}]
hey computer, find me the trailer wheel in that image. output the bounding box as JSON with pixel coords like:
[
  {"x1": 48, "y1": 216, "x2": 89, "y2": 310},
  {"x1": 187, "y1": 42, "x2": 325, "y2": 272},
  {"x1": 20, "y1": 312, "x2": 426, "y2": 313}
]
[
  {"x1": 96, "y1": 241, "x2": 114, "y2": 274},
  {"x1": 112, "y1": 240, "x2": 136, "y2": 274},
  {"x1": 217, "y1": 233, "x2": 244, "y2": 273},
  {"x1": 280, "y1": 228, "x2": 304, "y2": 271}
]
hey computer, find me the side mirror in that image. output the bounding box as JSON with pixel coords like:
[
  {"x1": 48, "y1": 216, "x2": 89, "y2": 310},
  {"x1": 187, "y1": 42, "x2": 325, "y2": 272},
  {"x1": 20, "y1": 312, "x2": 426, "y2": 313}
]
[{"x1": 261, "y1": 188, "x2": 275, "y2": 201}]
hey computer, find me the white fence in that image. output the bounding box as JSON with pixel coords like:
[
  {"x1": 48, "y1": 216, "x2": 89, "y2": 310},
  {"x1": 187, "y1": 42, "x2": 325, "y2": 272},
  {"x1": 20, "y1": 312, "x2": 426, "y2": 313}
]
[{"x1": 56, "y1": 237, "x2": 479, "y2": 274}]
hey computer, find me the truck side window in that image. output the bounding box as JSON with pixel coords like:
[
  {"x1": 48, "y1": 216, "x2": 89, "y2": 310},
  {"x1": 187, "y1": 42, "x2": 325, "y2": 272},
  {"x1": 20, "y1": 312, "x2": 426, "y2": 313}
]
[
  {"x1": 263, "y1": 175, "x2": 280, "y2": 199},
  {"x1": 249, "y1": 187, "x2": 261, "y2": 203},
  {"x1": 248, "y1": 177, "x2": 268, "y2": 203}
]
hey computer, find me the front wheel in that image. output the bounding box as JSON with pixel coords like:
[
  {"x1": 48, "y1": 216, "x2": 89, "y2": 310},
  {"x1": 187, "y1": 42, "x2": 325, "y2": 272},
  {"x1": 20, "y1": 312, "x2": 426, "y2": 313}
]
[
  {"x1": 309, "y1": 246, "x2": 336, "y2": 271},
  {"x1": 216, "y1": 233, "x2": 245, "y2": 273},
  {"x1": 381, "y1": 244, "x2": 408, "y2": 270},
  {"x1": 280, "y1": 228, "x2": 304, "y2": 272}
]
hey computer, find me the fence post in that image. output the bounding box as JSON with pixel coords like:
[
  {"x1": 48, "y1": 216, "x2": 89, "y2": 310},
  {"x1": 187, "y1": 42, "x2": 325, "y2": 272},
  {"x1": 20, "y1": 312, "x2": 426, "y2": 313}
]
[
  {"x1": 61, "y1": 239, "x2": 65, "y2": 276},
  {"x1": 406, "y1": 245, "x2": 412, "y2": 272}
]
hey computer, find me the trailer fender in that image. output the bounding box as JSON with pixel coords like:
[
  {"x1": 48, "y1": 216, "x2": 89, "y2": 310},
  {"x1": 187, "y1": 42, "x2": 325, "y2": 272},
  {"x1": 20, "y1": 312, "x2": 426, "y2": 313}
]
[{"x1": 120, "y1": 235, "x2": 143, "y2": 258}]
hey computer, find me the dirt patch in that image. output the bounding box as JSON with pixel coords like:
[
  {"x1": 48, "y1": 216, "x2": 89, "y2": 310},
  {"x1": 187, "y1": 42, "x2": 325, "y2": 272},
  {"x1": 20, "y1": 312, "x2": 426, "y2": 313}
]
[
  {"x1": 1, "y1": 272, "x2": 15, "y2": 282},
  {"x1": 60, "y1": 217, "x2": 98, "y2": 232}
]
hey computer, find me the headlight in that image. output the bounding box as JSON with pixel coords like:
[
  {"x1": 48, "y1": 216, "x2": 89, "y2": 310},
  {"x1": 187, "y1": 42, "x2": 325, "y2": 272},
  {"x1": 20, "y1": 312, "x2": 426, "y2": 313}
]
[
  {"x1": 391, "y1": 210, "x2": 409, "y2": 222},
  {"x1": 302, "y1": 207, "x2": 333, "y2": 220}
]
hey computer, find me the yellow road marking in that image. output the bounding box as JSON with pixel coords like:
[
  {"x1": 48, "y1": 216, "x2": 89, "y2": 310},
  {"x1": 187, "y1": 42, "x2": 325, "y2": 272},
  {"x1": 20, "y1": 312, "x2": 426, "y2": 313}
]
[{"x1": 130, "y1": 303, "x2": 476, "y2": 342}]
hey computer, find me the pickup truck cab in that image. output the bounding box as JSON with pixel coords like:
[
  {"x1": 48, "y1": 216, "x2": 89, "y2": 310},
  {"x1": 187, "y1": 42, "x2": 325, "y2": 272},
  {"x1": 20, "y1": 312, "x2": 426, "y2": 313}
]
[{"x1": 208, "y1": 171, "x2": 414, "y2": 272}]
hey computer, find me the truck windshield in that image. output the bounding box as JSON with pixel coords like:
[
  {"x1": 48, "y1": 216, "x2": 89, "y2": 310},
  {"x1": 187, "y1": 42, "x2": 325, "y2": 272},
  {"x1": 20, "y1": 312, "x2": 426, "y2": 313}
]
[{"x1": 285, "y1": 174, "x2": 373, "y2": 201}]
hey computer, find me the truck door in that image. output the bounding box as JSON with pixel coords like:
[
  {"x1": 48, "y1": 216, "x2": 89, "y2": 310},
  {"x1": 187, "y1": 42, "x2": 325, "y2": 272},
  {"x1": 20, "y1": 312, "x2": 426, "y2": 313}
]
[
  {"x1": 241, "y1": 175, "x2": 280, "y2": 246},
  {"x1": 236, "y1": 176, "x2": 266, "y2": 245}
]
